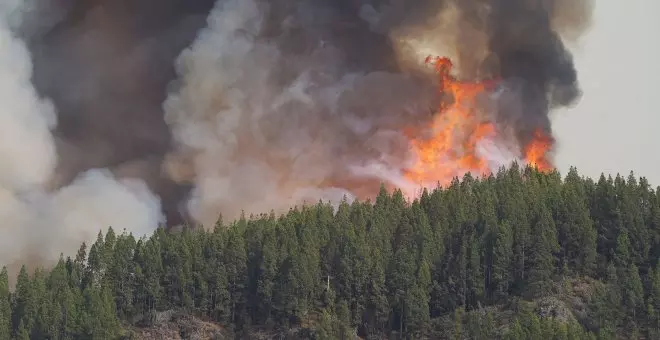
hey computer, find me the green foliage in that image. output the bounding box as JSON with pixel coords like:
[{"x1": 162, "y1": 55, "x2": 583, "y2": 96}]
[
  {"x1": 2, "y1": 166, "x2": 660, "y2": 338},
  {"x1": 0, "y1": 267, "x2": 10, "y2": 340},
  {"x1": 502, "y1": 313, "x2": 595, "y2": 340}
]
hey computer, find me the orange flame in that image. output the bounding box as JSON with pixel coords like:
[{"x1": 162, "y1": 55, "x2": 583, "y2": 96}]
[
  {"x1": 524, "y1": 129, "x2": 553, "y2": 171},
  {"x1": 404, "y1": 56, "x2": 553, "y2": 186}
]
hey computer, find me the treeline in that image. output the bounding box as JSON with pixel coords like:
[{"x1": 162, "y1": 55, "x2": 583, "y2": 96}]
[{"x1": 1, "y1": 164, "x2": 660, "y2": 339}]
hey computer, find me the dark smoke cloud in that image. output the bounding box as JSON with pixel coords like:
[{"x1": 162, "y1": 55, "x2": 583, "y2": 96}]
[
  {"x1": 386, "y1": 0, "x2": 592, "y2": 146},
  {"x1": 480, "y1": 0, "x2": 589, "y2": 145},
  {"x1": 0, "y1": 0, "x2": 593, "y2": 268},
  {"x1": 163, "y1": 0, "x2": 593, "y2": 225},
  {"x1": 22, "y1": 0, "x2": 217, "y2": 224},
  {"x1": 0, "y1": 0, "x2": 163, "y2": 271}
]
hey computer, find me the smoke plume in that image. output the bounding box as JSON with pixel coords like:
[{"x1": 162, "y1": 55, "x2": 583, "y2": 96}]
[
  {"x1": 0, "y1": 0, "x2": 593, "y2": 267},
  {"x1": 164, "y1": 0, "x2": 593, "y2": 226},
  {"x1": 0, "y1": 1, "x2": 163, "y2": 271}
]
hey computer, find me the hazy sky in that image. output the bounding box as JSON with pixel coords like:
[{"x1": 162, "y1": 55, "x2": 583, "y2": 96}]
[{"x1": 553, "y1": 0, "x2": 660, "y2": 184}]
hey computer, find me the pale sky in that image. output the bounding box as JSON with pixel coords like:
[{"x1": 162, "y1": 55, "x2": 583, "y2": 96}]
[{"x1": 553, "y1": 0, "x2": 660, "y2": 184}]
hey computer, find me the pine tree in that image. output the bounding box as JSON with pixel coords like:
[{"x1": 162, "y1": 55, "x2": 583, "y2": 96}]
[
  {"x1": 336, "y1": 300, "x2": 353, "y2": 339},
  {"x1": 62, "y1": 286, "x2": 84, "y2": 338},
  {"x1": 109, "y1": 232, "x2": 137, "y2": 319},
  {"x1": 648, "y1": 263, "x2": 660, "y2": 334},
  {"x1": 466, "y1": 231, "x2": 484, "y2": 307},
  {"x1": 386, "y1": 214, "x2": 418, "y2": 333},
  {"x1": 621, "y1": 265, "x2": 644, "y2": 324},
  {"x1": 405, "y1": 260, "x2": 431, "y2": 337},
  {"x1": 558, "y1": 169, "x2": 597, "y2": 274},
  {"x1": 15, "y1": 320, "x2": 29, "y2": 340},
  {"x1": 316, "y1": 309, "x2": 338, "y2": 340},
  {"x1": 86, "y1": 231, "x2": 105, "y2": 286},
  {"x1": 363, "y1": 256, "x2": 389, "y2": 336},
  {"x1": 503, "y1": 176, "x2": 531, "y2": 288},
  {"x1": 0, "y1": 267, "x2": 10, "y2": 340},
  {"x1": 30, "y1": 268, "x2": 55, "y2": 339},
  {"x1": 592, "y1": 175, "x2": 619, "y2": 263},
  {"x1": 490, "y1": 220, "x2": 513, "y2": 301},
  {"x1": 528, "y1": 205, "x2": 559, "y2": 294},
  {"x1": 82, "y1": 285, "x2": 120, "y2": 339},
  {"x1": 619, "y1": 173, "x2": 649, "y2": 264},
  {"x1": 255, "y1": 228, "x2": 277, "y2": 324},
  {"x1": 12, "y1": 265, "x2": 33, "y2": 337}
]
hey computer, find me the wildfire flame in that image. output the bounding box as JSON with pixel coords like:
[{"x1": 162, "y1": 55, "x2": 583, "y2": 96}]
[
  {"x1": 524, "y1": 129, "x2": 554, "y2": 170},
  {"x1": 404, "y1": 56, "x2": 553, "y2": 186}
]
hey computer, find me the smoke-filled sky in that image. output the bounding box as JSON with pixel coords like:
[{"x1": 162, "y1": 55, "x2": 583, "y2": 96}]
[
  {"x1": 3, "y1": 0, "x2": 659, "y2": 270},
  {"x1": 553, "y1": 0, "x2": 660, "y2": 184},
  {"x1": 0, "y1": 0, "x2": 167, "y2": 270}
]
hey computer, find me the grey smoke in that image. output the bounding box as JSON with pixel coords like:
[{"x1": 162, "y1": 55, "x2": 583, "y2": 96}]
[
  {"x1": 0, "y1": 0, "x2": 593, "y2": 267},
  {"x1": 0, "y1": 0, "x2": 163, "y2": 271},
  {"x1": 26, "y1": 0, "x2": 216, "y2": 225},
  {"x1": 164, "y1": 0, "x2": 592, "y2": 225},
  {"x1": 163, "y1": 0, "x2": 439, "y2": 225}
]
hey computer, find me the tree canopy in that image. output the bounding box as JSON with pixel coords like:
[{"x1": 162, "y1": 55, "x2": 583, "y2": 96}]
[{"x1": 1, "y1": 165, "x2": 659, "y2": 339}]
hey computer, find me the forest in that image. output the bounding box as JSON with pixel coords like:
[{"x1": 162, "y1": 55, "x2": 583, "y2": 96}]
[{"x1": 1, "y1": 164, "x2": 660, "y2": 339}]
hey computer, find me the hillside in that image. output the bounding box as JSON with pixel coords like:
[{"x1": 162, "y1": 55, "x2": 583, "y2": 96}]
[{"x1": 1, "y1": 164, "x2": 660, "y2": 339}]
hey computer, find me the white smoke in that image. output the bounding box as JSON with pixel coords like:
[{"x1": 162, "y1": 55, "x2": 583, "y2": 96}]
[
  {"x1": 163, "y1": 0, "x2": 419, "y2": 225},
  {"x1": 162, "y1": 0, "x2": 532, "y2": 225},
  {"x1": 164, "y1": 0, "x2": 576, "y2": 226},
  {"x1": 0, "y1": 2, "x2": 163, "y2": 269}
]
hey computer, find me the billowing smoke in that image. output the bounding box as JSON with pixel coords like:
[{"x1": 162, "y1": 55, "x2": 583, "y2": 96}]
[
  {"x1": 162, "y1": 0, "x2": 437, "y2": 225},
  {"x1": 164, "y1": 0, "x2": 593, "y2": 225},
  {"x1": 0, "y1": 0, "x2": 593, "y2": 266},
  {"x1": 0, "y1": 1, "x2": 163, "y2": 271},
  {"x1": 396, "y1": 0, "x2": 592, "y2": 145},
  {"x1": 25, "y1": 0, "x2": 217, "y2": 225}
]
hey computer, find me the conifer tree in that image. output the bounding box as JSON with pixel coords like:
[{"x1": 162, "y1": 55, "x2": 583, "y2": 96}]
[
  {"x1": 558, "y1": 170, "x2": 597, "y2": 273},
  {"x1": 12, "y1": 265, "x2": 33, "y2": 337},
  {"x1": 0, "y1": 267, "x2": 10, "y2": 340},
  {"x1": 648, "y1": 263, "x2": 660, "y2": 334},
  {"x1": 0, "y1": 166, "x2": 657, "y2": 338},
  {"x1": 492, "y1": 221, "x2": 513, "y2": 301},
  {"x1": 528, "y1": 205, "x2": 559, "y2": 293}
]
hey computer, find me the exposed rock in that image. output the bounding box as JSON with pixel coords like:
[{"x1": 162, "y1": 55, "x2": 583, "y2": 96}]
[
  {"x1": 536, "y1": 296, "x2": 576, "y2": 323},
  {"x1": 130, "y1": 310, "x2": 228, "y2": 340}
]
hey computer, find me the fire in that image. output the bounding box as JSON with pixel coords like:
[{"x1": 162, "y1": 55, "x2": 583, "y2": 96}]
[
  {"x1": 524, "y1": 129, "x2": 553, "y2": 171},
  {"x1": 404, "y1": 56, "x2": 553, "y2": 186}
]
